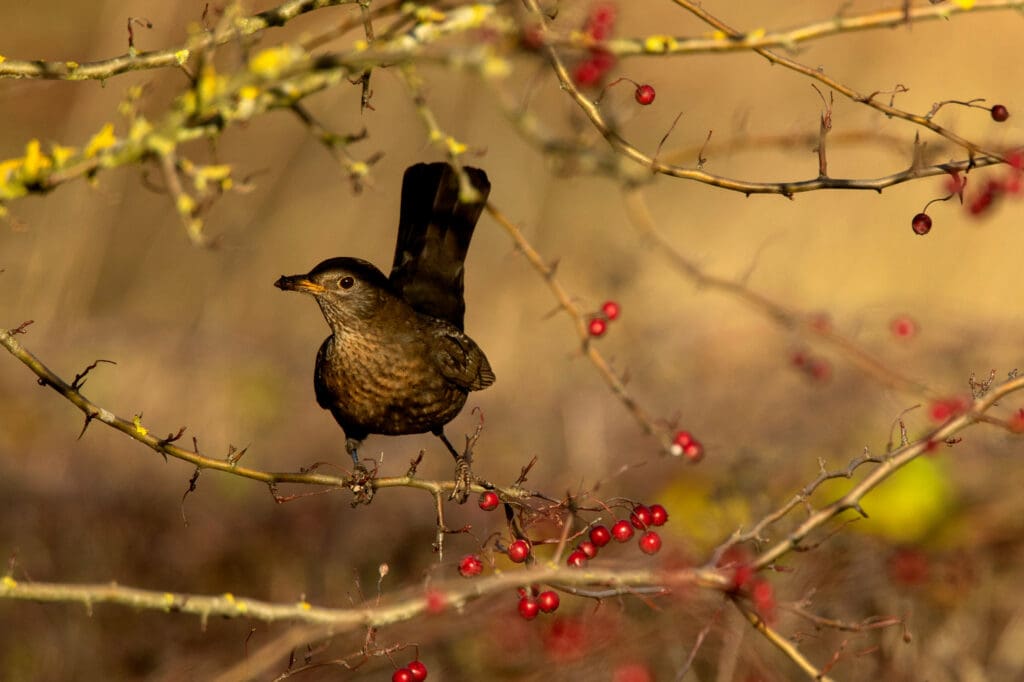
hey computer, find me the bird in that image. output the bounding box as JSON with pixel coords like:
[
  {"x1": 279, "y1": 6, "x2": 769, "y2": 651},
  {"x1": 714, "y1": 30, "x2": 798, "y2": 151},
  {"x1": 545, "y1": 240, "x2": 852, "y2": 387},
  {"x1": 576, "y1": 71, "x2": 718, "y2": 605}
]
[{"x1": 275, "y1": 162, "x2": 495, "y2": 482}]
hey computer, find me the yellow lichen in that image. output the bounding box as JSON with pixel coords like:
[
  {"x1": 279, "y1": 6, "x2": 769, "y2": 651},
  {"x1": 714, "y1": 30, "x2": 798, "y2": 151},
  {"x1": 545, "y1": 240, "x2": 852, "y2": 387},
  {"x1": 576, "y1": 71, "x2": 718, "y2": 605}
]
[{"x1": 85, "y1": 124, "x2": 117, "y2": 158}]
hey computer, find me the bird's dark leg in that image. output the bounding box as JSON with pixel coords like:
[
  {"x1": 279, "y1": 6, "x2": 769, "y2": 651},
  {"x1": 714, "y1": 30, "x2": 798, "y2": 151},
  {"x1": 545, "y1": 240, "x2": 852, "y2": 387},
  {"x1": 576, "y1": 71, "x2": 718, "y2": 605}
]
[
  {"x1": 435, "y1": 428, "x2": 472, "y2": 503},
  {"x1": 344, "y1": 437, "x2": 363, "y2": 467}
]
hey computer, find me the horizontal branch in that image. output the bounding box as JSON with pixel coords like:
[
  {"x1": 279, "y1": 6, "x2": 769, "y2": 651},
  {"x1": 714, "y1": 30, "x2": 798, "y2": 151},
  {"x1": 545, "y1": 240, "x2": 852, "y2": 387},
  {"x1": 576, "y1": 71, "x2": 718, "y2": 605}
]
[
  {"x1": 0, "y1": 564, "x2": 722, "y2": 627},
  {"x1": 0, "y1": 326, "x2": 534, "y2": 502},
  {"x1": 0, "y1": 0, "x2": 359, "y2": 81}
]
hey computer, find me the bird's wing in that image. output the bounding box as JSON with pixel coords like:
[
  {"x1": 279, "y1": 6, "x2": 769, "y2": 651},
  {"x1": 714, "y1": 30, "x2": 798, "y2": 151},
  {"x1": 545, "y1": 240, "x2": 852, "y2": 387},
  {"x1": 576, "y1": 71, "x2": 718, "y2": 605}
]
[
  {"x1": 430, "y1": 328, "x2": 496, "y2": 392},
  {"x1": 389, "y1": 162, "x2": 491, "y2": 331}
]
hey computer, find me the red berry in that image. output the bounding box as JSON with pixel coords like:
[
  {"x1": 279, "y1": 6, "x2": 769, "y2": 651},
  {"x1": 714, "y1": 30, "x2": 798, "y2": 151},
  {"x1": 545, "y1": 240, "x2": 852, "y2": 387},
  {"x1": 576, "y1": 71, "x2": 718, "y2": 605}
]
[
  {"x1": 407, "y1": 661, "x2": 428, "y2": 681},
  {"x1": 648, "y1": 504, "x2": 668, "y2": 526},
  {"x1": 890, "y1": 315, "x2": 917, "y2": 339},
  {"x1": 537, "y1": 590, "x2": 560, "y2": 613},
  {"x1": 634, "y1": 84, "x2": 656, "y2": 105},
  {"x1": 992, "y1": 104, "x2": 1010, "y2": 122},
  {"x1": 911, "y1": 212, "x2": 932, "y2": 235},
  {"x1": 393, "y1": 669, "x2": 414, "y2": 682},
  {"x1": 478, "y1": 491, "x2": 500, "y2": 511},
  {"x1": 566, "y1": 549, "x2": 588, "y2": 567},
  {"x1": 630, "y1": 504, "x2": 652, "y2": 529},
  {"x1": 612, "y1": 520, "x2": 634, "y2": 542},
  {"x1": 638, "y1": 531, "x2": 662, "y2": 555},
  {"x1": 673, "y1": 430, "x2": 692, "y2": 447},
  {"x1": 589, "y1": 525, "x2": 612, "y2": 547},
  {"x1": 518, "y1": 596, "x2": 540, "y2": 620},
  {"x1": 601, "y1": 300, "x2": 621, "y2": 321},
  {"x1": 507, "y1": 539, "x2": 531, "y2": 563},
  {"x1": 577, "y1": 540, "x2": 598, "y2": 559},
  {"x1": 574, "y1": 60, "x2": 602, "y2": 87},
  {"x1": 588, "y1": 317, "x2": 608, "y2": 337},
  {"x1": 458, "y1": 554, "x2": 483, "y2": 578},
  {"x1": 682, "y1": 439, "x2": 704, "y2": 462}
]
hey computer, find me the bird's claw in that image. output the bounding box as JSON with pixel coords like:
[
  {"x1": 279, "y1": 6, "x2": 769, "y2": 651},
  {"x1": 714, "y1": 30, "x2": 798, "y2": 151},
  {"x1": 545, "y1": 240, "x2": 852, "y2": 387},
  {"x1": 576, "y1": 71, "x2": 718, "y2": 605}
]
[{"x1": 347, "y1": 460, "x2": 376, "y2": 505}]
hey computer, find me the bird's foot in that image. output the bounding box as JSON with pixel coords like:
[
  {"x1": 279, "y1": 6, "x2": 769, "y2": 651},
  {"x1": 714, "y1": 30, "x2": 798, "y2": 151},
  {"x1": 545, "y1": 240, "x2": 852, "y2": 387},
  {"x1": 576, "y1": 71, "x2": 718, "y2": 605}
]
[{"x1": 450, "y1": 454, "x2": 473, "y2": 503}]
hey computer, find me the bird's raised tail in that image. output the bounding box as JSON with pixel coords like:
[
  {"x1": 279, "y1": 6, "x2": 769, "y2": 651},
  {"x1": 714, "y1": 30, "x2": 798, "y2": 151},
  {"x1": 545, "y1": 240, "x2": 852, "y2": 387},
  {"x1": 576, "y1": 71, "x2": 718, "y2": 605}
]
[{"x1": 389, "y1": 162, "x2": 491, "y2": 331}]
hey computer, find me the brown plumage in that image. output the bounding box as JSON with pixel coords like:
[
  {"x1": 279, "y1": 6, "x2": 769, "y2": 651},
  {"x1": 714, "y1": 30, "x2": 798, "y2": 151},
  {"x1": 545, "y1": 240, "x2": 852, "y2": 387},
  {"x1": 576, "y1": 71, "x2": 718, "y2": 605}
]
[{"x1": 275, "y1": 163, "x2": 494, "y2": 465}]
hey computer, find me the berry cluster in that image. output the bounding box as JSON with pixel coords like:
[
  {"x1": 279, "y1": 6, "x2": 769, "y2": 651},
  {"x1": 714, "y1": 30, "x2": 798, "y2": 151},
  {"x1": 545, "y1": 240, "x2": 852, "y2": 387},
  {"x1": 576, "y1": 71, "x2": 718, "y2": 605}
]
[
  {"x1": 517, "y1": 585, "x2": 561, "y2": 620},
  {"x1": 790, "y1": 350, "x2": 831, "y2": 383},
  {"x1": 588, "y1": 299, "x2": 621, "y2": 337},
  {"x1": 392, "y1": 660, "x2": 428, "y2": 682},
  {"x1": 573, "y1": 4, "x2": 617, "y2": 88},
  {"x1": 721, "y1": 551, "x2": 777, "y2": 624},
  {"x1": 566, "y1": 503, "x2": 669, "y2": 567},
  {"x1": 912, "y1": 145, "x2": 1022, "y2": 233},
  {"x1": 670, "y1": 430, "x2": 704, "y2": 462}
]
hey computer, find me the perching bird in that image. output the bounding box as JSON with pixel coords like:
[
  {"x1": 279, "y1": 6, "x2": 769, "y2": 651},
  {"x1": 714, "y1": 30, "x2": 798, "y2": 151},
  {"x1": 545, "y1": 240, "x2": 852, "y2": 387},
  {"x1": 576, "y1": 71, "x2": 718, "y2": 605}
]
[{"x1": 275, "y1": 162, "x2": 494, "y2": 476}]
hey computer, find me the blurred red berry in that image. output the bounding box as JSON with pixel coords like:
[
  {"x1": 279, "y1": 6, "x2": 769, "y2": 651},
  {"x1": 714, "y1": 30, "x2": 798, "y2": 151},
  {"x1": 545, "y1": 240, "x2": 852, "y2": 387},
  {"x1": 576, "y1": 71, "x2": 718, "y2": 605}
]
[
  {"x1": 991, "y1": 104, "x2": 1010, "y2": 122},
  {"x1": 518, "y1": 596, "x2": 540, "y2": 620},
  {"x1": 424, "y1": 589, "x2": 445, "y2": 614},
  {"x1": 478, "y1": 490, "x2": 500, "y2": 511},
  {"x1": 591, "y1": 4, "x2": 617, "y2": 28},
  {"x1": 589, "y1": 48, "x2": 616, "y2": 73},
  {"x1": 393, "y1": 669, "x2": 414, "y2": 682},
  {"x1": 751, "y1": 579, "x2": 776, "y2": 622},
  {"x1": 537, "y1": 590, "x2": 561, "y2": 613},
  {"x1": 809, "y1": 358, "x2": 832, "y2": 382},
  {"x1": 588, "y1": 317, "x2": 608, "y2": 337},
  {"x1": 911, "y1": 212, "x2": 932, "y2": 235},
  {"x1": 612, "y1": 520, "x2": 634, "y2": 542},
  {"x1": 508, "y1": 539, "x2": 531, "y2": 563},
  {"x1": 732, "y1": 564, "x2": 754, "y2": 590},
  {"x1": 1008, "y1": 150, "x2": 1024, "y2": 170},
  {"x1": 520, "y1": 25, "x2": 544, "y2": 50},
  {"x1": 601, "y1": 300, "x2": 621, "y2": 320},
  {"x1": 566, "y1": 550, "x2": 588, "y2": 567},
  {"x1": 577, "y1": 540, "x2": 598, "y2": 559},
  {"x1": 458, "y1": 554, "x2": 483, "y2": 578},
  {"x1": 639, "y1": 531, "x2": 662, "y2": 555},
  {"x1": 630, "y1": 504, "x2": 652, "y2": 529},
  {"x1": 574, "y1": 60, "x2": 602, "y2": 87},
  {"x1": 888, "y1": 548, "x2": 930, "y2": 586},
  {"x1": 1010, "y1": 408, "x2": 1024, "y2": 433},
  {"x1": 612, "y1": 663, "x2": 653, "y2": 682},
  {"x1": 969, "y1": 190, "x2": 995, "y2": 215},
  {"x1": 890, "y1": 315, "x2": 917, "y2": 339},
  {"x1": 406, "y1": 661, "x2": 428, "y2": 681},
  {"x1": 929, "y1": 397, "x2": 967, "y2": 422},
  {"x1": 634, "y1": 84, "x2": 656, "y2": 105},
  {"x1": 589, "y1": 525, "x2": 612, "y2": 547},
  {"x1": 649, "y1": 504, "x2": 669, "y2": 526},
  {"x1": 673, "y1": 430, "x2": 693, "y2": 447}
]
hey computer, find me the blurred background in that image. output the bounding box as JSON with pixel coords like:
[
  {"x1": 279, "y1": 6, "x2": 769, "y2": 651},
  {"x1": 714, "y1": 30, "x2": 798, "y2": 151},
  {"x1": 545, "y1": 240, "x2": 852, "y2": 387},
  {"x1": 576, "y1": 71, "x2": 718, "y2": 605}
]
[{"x1": 1, "y1": 0, "x2": 1022, "y2": 679}]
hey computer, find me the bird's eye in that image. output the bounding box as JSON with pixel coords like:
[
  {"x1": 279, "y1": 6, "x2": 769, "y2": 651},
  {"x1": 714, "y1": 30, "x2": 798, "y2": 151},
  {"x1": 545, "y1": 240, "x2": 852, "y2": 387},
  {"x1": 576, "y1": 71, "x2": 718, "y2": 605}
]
[{"x1": 339, "y1": 276, "x2": 355, "y2": 289}]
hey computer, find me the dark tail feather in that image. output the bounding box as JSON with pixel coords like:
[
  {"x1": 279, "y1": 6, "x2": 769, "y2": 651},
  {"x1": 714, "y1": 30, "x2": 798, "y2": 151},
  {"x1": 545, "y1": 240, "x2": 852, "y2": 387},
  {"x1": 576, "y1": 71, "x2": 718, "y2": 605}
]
[{"x1": 389, "y1": 162, "x2": 491, "y2": 330}]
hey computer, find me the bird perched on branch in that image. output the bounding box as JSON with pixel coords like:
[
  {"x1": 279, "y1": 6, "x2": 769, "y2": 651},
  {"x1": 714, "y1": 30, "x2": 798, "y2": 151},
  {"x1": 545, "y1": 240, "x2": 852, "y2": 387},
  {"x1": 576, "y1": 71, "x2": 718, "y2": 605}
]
[{"x1": 276, "y1": 162, "x2": 494, "y2": 495}]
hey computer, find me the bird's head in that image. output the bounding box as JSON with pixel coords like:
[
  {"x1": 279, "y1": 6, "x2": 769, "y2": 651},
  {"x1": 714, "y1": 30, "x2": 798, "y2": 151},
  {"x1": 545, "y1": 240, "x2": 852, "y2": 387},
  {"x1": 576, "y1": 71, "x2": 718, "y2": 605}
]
[{"x1": 275, "y1": 257, "x2": 397, "y2": 329}]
